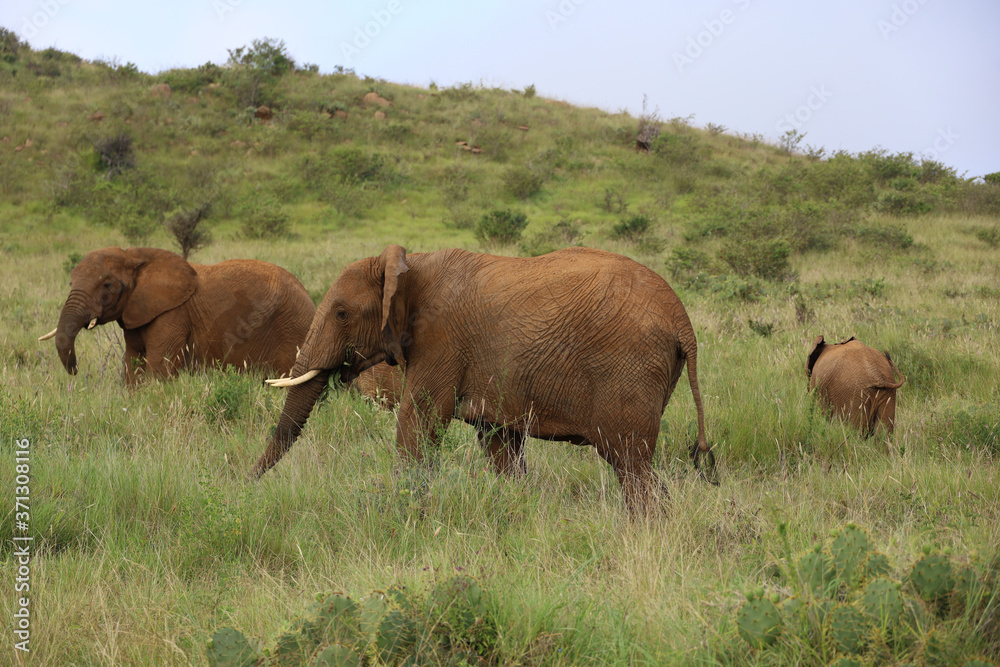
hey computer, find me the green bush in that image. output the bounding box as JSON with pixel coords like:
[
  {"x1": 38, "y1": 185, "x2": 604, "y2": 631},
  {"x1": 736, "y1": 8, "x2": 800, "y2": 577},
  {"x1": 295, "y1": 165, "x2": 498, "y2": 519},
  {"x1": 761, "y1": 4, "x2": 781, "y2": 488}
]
[
  {"x1": 719, "y1": 236, "x2": 793, "y2": 282},
  {"x1": 611, "y1": 214, "x2": 651, "y2": 241},
  {"x1": 502, "y1": 165, "x2": 544, "y2": 200},
  {"x1": 651, "y1": 132, "x2": 707, "y2": 166},
  {"x1": 237, "y1": 188, "x2": 289, "y2": 239},
  {"x1": 158, "y1": 62, "x2": 222, "y2": 94},
  {"x1": 848, "y1": 223, "x2": 914, "y2": 250},
  {"x1": 974, "y1": 225, "x2": 1000, "y2": 248},
  {"x1": 476, "y1": 209, "x2": 528, "y2": 245}
]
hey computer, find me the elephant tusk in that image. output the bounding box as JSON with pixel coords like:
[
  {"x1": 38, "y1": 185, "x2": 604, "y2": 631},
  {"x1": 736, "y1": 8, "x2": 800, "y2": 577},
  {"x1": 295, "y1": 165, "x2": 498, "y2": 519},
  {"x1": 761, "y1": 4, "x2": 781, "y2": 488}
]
[
  {"x1": 38, "y1": 328, "x2": 58, "y2": 341},
  {"x1": 87, "y1": 318, "x2": 98, "y2": 330},
  {"x1": 265, "y1": 368, "x2": 322, "y2": 388}
]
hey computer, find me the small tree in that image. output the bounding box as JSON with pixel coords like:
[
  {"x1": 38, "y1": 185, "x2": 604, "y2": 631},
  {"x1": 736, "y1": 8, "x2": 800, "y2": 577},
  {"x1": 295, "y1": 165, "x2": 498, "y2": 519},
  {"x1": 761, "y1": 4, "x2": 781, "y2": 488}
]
[
  {"x1": 93, "y1": 132, "x2": 136, "y2": 178},
  {"x1": 476, "y1": 209, "x2": 528, "y2": 245},
  {"x1": 225, "y1": 37, "x2": 295, "y2": 108},
  {"x1": 165, "y1": 203, "x2": 213, "y2": 259}
]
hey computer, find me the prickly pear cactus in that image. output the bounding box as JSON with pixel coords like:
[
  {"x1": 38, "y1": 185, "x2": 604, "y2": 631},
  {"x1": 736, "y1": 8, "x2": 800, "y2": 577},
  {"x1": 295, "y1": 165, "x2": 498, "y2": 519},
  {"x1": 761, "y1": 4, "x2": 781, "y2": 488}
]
[
  {"x1": 830, "y1": 524, "x2": 872, "y2": 589},
  {"x1": 207, "y1": 627, "x2": 259, "y2": 667},
  {"x1": 736, "y1": 596, "x2": 783, "y2": 649},
  {"x1": 310, "y1": 643, "x2": 363, "y2": 667},
  {"x1": 863, "y1": 551, "x2": 892, "y2": 581},
  {"x1": 860, "y1": 577, "x2": 905, "y2": 631},
  {"x1": 375, "y1": 608, "x2": 419, "y2": 664},
  {"x1": 798, "y1": 547, "x2": 835, "y2": 597},
  {"x1": 909, "y1": 553, "x2": 955, "y2": 602},
  {"x1": 359, "y1": 593, "x2": 390, "y2": 639},
  {"x1": 272, "y1": 630, "x2": 312, "y2": 665},
  {"x1": 827, "y1": 604, "x2": 867, "y2": 655}
]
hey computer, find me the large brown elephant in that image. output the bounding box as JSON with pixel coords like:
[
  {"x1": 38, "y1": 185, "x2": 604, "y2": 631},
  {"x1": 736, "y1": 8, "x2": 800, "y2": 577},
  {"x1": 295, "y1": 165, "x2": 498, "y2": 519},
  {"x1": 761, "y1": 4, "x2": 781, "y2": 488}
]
[
  {"x1": 255, "y1": 245, "x2": 715, "y2": 512},
  {"x1": 806, "y1": 335, "x2": 905, "y2": 436},
  {"x1": 40, "y1": 247, "x2": 315, "y2": 385}
]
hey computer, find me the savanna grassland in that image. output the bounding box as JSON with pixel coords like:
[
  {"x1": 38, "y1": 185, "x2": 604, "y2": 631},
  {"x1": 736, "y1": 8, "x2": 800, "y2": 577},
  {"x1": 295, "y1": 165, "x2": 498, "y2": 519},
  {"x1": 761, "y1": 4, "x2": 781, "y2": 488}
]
[{"x1": 1, "y1": 35, "x2": 999, "y2": 665}]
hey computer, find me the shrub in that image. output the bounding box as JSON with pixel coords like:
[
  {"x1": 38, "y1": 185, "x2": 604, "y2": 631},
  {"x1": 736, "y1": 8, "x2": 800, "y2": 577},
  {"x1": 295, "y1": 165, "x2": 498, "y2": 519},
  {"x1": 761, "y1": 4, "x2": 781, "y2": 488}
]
[
  {"x1": 974, "y1": 225, "x2": 1000, "y2": 248},
  {"x1": 225, "y1": 37, "x2": 295, "y2": 107},
  {"x1": 522, "y1": 218, "x2": 583, "y2": 256},
  {"x1": 238, "y1": 188, "x2": 289, "y2": 239},
  {"x1": 848, "y1": 223, "x2": 914, "y2": 250},
  {"x1": 719, "y1": 236, "x2": 793, "y2": 282},
  {"x1": 158, "y1": 62, "x2": 222, "y2": 94},
  {"x1": 858, "y1": 147, "x2": 921, "y2": 183},
  {"x1": 62, "y1": 252, "x2": 83, "y2": 274},
  {"x1": 666, "y1": 247, "x2": 712, "y2": 285},
  {"x1": 165, "y1": 203, "x2": 213, "y2": 259},
  {"x1": 93, "y1": 132, "x2": 136, "y2": 178},
  {"x1": 476, "y1": 209, "x2": 528, "y2": 245},
  {"x1": 651, "y1": 132, "x2": 707, "y2": 166},
  {"x1": 611, "y1": 214, "x2": 652, "y2": 241},
  {"x1": 502, "y1": 165, "x2": 543, "y2": 200}
]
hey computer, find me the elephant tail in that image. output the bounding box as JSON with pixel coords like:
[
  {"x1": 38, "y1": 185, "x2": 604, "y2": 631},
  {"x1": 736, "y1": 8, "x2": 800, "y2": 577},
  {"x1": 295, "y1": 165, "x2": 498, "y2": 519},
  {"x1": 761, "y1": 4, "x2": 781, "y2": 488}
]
[
  {"x1": 680, "y1": 326, "x2": 717, "y2": 486},
  {"x1": 880, "y1": 352, "x2": 906, "y2": 389}
]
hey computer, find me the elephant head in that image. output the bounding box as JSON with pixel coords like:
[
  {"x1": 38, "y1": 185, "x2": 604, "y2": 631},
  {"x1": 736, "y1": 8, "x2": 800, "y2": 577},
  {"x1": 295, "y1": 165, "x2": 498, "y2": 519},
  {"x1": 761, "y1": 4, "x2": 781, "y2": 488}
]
[
  {"x1": 254, "y1": 245, "x2": 409, "y2": 475},
  {"x1": 40, "y1": 247, "x2": 197, "y2": 375}
]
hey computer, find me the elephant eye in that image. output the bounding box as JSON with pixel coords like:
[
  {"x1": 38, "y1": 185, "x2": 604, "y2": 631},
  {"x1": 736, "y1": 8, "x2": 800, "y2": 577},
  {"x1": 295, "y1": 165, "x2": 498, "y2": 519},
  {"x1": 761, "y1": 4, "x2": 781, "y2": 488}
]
[{"x1": 335, "y1": 309, "x2": 348, "y2": 322}]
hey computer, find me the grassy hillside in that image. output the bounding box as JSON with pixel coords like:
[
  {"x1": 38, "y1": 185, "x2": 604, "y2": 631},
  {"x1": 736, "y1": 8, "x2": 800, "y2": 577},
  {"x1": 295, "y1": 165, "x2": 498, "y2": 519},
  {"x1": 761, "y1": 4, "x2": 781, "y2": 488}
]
[{"x1": 1, "y1": 34, "x2": 999, "y2": 665}]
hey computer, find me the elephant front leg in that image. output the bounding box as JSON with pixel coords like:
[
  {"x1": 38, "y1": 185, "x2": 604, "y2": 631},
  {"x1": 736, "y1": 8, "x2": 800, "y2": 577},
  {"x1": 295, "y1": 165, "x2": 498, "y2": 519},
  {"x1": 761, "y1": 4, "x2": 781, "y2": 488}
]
[
  {"x1": 476, "y1": 425, "x2": 527, "y2": 476},
  {"x1": 122, "y1": 329, "x2": 147, "y2": 387},
  {"x1": 141, "y1": 318, "x2": 189, "y2": 380},
  {"x1": 395, "y1": 385, "x2": 456, "y2": 465}
]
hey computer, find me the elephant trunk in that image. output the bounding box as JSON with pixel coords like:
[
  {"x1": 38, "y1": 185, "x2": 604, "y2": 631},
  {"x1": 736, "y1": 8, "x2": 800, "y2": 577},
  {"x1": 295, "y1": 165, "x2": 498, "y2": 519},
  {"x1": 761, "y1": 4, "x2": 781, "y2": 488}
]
[
  {"x1": 254, "y1": 322, "x2": 344, "y2": 476},
  {"x1": 54, "y1": 290, "x2": 94, "y2": 375},
  {"x1": 253, "y1": 368, "x2": 332, "y2": 477}
]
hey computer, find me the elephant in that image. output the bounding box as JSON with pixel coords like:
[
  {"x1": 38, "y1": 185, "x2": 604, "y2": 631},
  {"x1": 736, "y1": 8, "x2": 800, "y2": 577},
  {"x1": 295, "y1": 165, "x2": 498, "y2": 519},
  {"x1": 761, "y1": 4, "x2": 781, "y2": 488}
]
[
  {"x1": 254, "y1": 244, "x2": 715, "y2": 513},
  {"x1": 40, "y1": 247, "x2": 315, "y2": 385},
  {"x1": 806, "y1": 336, "x2": 905, "y2": 436}
]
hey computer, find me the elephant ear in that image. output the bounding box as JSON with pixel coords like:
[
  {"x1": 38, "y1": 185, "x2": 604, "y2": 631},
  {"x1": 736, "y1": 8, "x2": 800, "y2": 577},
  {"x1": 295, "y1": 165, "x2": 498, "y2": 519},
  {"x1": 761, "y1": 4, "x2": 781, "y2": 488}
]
[
  {"x1": 121, "y1": 248, "x2": 198, "y2": 329},
  {"x1": 378, "y1": 244, "x2": 409, "y2": 366},
  {"x1": 806, "y1": 335, "x2": 826, "y2": 378}
]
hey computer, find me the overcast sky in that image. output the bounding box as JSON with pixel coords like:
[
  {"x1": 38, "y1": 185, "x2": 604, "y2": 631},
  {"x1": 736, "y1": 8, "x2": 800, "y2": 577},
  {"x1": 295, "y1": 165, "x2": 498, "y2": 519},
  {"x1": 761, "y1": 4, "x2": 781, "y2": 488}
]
[{"x1": 4, "y1": 0, "x2": 998, "y2": 178}]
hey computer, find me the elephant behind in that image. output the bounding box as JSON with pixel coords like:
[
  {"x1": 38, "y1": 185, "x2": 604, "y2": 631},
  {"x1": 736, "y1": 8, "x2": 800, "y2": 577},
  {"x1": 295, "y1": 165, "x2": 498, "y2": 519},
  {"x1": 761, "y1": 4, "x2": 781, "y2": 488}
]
[
  {"x1": 256, "y1": 245, "x2": 715, "y2": 513},
  {"x1": 807, "y1": 335, "x2": 905, "y2": 437},
  {"x1": 40, "y1": 247, "x2": 315, "y2": 384}
]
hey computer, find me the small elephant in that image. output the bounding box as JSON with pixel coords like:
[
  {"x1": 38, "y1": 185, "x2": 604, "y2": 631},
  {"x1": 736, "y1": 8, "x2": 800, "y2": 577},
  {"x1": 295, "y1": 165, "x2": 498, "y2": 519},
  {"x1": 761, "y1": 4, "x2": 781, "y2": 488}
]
[
  {"x1": 257, "y1": 245, "x2": 715, "y2": 513},
  {"x1": 806, "y1": 335, "x2": 905, "y2": 436},
  {"x1": 40, "y1": 247, "x2": 315, "y2": 385}
]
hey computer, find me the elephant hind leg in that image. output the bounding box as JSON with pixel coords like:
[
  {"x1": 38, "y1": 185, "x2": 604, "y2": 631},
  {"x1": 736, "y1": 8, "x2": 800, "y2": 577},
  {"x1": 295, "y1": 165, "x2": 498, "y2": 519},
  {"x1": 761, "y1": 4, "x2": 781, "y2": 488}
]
[
  {"x1": 870, "y1": 389, "x2": 897, "y2": 436},
  {"x1": 476, "y1": 425, "x2": 526, "y2": 476},
  {"x1": 596, "y1": 433, "x2": 664, "y2": 516}
]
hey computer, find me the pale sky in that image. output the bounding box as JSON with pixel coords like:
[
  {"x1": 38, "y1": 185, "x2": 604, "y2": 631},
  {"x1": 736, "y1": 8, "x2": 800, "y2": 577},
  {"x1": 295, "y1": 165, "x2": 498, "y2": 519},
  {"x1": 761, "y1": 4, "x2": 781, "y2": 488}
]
[{"x1": 4, "y1": 0, "x2": 998, "y2": 178}]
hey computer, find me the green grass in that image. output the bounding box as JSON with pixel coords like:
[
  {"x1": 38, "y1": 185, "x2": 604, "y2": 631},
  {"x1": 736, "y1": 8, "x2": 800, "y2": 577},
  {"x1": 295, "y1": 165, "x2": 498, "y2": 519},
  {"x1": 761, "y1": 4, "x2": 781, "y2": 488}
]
[{"x1": 0, "y1": 36, "x2": 998, "y2": 664}]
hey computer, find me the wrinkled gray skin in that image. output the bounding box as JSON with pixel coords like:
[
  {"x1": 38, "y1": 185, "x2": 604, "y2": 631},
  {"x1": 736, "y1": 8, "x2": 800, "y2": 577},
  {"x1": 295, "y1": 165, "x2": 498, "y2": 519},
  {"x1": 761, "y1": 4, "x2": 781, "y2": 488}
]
[{"x1": 256, "y1": 245, "x2": 715, "y2": 514}]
